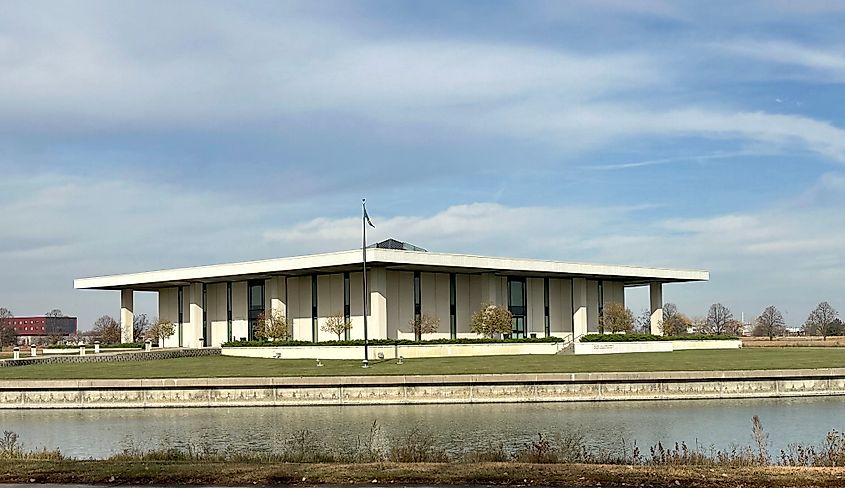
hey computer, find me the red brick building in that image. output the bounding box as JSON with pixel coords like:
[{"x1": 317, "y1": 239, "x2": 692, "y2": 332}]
[{"x1": 1, "y1": 316, "x2": 78, "y2": 344}]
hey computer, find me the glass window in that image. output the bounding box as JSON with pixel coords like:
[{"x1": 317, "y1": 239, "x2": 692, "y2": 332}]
[{"x1": 509, "y1": 280, "x2": 525, "y2": 307}]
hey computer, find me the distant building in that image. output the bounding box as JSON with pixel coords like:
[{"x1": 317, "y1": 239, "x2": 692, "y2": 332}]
[{"x1": 1, "y1": 316, "x2": 78, "y2": 345}]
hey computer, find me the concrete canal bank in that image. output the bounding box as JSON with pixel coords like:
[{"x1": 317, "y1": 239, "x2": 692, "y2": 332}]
[{"x1": 2, "y1": 368, "x2": 845, "y2": 408}]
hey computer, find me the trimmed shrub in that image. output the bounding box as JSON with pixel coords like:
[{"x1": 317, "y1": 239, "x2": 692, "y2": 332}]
[
  {"x1": 223, "y1": 336, "x2": 567, "y2": 347},
  {"x1": 580, "y1": 333, "x2": 737, "y2": 342}
]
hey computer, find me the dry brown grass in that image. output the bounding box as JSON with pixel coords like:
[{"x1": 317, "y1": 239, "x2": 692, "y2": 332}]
[
  {"x1": 4, "y1": 460, "x2": 845, "y2": 487},
  {"x1": 742, "y1": 336, "x2": 845, "y2": 347}
]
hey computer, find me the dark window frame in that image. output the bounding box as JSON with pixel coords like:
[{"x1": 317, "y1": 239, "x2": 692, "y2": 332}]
[
  {"x1": 247, "y1": 280, "x2": 265, "y2": 341},
  {"x1": 544, "y1": 277, "x2": 550, "y2": 337},
  {"x1": 311, "y1": 275, "x2": 318, "y2": 342},
  {"x1": 449, "y1": 273, "x2": 457, "y2": 339},
  {"x1": 343, "y1": 272, "x2": 351, "y2": 340}
]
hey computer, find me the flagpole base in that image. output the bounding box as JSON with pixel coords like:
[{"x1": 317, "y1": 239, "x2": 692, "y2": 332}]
[{"x1": 362, "y1": 359, "x2": 369, "y2": 368}]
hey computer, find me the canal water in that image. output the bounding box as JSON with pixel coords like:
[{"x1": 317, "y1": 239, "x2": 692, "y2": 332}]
[{"x1": 2, "y1": 397, "x2": 843, "y2": 459}]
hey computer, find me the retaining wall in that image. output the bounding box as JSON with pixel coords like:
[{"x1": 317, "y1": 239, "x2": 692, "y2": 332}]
[
  {"x1": 223, "y1": 341, "x2": 569, "y2": 360},
  {"x1": 1, "y1": 368, "x2": 844, "y2": 408},
  {"x1": 574, "y1": 340, "x2": 742, "y2": 355},
  {"x1": 0, "y1": 348, "x2": 220, "y2": 368}
]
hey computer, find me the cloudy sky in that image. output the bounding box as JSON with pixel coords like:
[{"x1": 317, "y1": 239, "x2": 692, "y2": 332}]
[{"x1": 2, "y1": 0, "x2": 844, "y2": 329}]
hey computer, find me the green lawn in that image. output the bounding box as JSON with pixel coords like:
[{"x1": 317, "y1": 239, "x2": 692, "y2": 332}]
[{"x1": 0, "y1": 348, "x2": 842, "y2": 380}]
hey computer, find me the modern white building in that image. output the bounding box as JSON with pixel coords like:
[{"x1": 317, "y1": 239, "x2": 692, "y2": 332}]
[{"x1": 74, "y1": 239, "x2": 709, "y2": 347}]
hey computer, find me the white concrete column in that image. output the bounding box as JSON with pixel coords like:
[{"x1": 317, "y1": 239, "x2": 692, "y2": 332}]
[
  {"x1": 267, "y1": 277, "x2": 287, "y2": 318},
  {"x1": 572, "y1": 278, "x2": 588, "y2": 339},
  {"x1": 120, "y1": 289, "x2": 134, "y2": 344},
  {"x1": 650, "y1": 282, "x2": 664, "y2": 335},
  {"x1": 189, "y1": 283, "x2": 204, "y2": 348},
  {"x1": 369, "y1": 267, "x2": 388, "y2": 339}
]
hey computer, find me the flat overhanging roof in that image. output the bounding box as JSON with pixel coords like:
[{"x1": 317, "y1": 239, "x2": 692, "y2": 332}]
[{"x1": 74, "y1": 248, "x2": 709, "y2": 291}]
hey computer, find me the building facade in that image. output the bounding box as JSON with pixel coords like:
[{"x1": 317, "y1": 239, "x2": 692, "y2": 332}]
[
  {"x1": 74, "y1": 240, "x2": 708, "y2": 347},
  {"x1": 0, "y1": 316, "x2": 78, "y2": 345}
]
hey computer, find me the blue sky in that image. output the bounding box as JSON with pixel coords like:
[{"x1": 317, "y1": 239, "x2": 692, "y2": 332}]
[{"x1": 2, "y1": 0, "x2": 844, "y2": 329}]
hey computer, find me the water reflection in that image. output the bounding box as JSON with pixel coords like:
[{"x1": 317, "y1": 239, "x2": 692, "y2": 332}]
[{"x1": 2, "y1": 396, "x2": 843, "y2": 459}]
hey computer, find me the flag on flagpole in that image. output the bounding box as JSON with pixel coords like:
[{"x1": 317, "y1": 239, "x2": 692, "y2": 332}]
[{"x1": 363, "y1": 201, "x2": 375, "y2": 228}]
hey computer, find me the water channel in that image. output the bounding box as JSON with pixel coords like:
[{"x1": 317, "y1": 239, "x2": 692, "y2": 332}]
[{"x1": 2, "y1": 397, "x2": 843, "y2": 459}]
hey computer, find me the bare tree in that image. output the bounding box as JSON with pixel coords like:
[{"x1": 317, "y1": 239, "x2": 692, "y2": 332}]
[
  {"x1": 470, "y1": 303, "x2": 512, "y2": 338},
  {"x1": 599, "y1": 303, "x2": 634, "y2": 333},
  {"x1": 255, "y1": 310, "x2": 290, "y2": 341},
  {"x1": 0, "y1": 308, "x2": 16, "y2": 348},
  {"x1": 804, "y1": 302, "x2": 839, "y2": 341},
  {"x1": 45, "y1": 309, "x2": 64, "y2": 317},
  {"x1": 408, "y1": 313, "x2": 440, "y2": 341},
  {"x1": 133, "y1": 314, "x2": 151, "y2": 342},
  {"x1": 753, "y1": 305, "x2": 786, "y2": 340},
  {"x1": 321, "y1": 312, "x2": 353, "y2": 341},
  {"x1": 93, "y1": 315, "x2": 121, "y2": 344},
  {"x1": 634, "y1": 308, "x2": 651, "y2": 333},
  {"x1": 146, "y1": 318, "x2": 176, "y2": 346},
  {"x1": 704, "y1": 303, "x2": 735, "y2": 334},
  {"x1": 660, "y1": 303, "x2": 692, "y2": 336}
]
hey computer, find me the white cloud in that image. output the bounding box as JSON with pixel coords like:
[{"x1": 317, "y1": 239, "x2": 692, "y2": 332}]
[
  {"x1": 717, "y1": 39, "x2": 845, "y2": 81},
  {"x1": 3, "y1": 3, "x2": 845, "y2": 165}
]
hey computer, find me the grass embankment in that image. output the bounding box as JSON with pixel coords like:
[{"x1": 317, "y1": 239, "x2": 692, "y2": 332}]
[
  {"x1": 0, "y1": 348, "x2": 843, "y2": 379},
  {"x1": 5, "y1": 460, "x2": 845, "y2": 487}
]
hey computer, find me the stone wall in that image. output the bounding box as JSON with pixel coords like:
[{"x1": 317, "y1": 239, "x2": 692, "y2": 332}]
[
  {"x1": 0, "y1": 368, "x2": 843, "y2": 408},
  {"x1": 0, "y1": 348, "x2": 220, "y2": 368}
]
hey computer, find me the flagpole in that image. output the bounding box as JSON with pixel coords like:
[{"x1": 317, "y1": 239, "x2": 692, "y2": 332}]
[{"x1": 362, "y1": 198, "x2": 369, "y2": 368}]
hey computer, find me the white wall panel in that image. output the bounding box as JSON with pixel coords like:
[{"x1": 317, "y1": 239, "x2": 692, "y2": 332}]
[
  {"x1": 587, "y1": 280, "x2": 599, "y2": 332},
  {"x1": 526, "y1": 278, "x2": 545, "y2": 337},
  {"x1": 231, "y1": 281, "x2": 248, "y2": 342},
  {"x1": 349, "y1": 271, "x2": 365, "y2": 340},
  {"x1": 549, "y1": 278, "x2": 573, "y2": 335}
]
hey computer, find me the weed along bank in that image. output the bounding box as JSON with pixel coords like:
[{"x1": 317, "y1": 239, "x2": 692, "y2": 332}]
[{"x1": 74, "y1": 239, "x2": 709, "y2": 348}]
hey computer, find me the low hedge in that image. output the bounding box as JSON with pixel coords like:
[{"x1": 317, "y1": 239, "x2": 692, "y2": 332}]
[
  {"x1": 580, "y1": 333, "x2": 738, "y2": 342},
  {"x1": 223, "y1": 336, "x2": 567, "y2": 347}
]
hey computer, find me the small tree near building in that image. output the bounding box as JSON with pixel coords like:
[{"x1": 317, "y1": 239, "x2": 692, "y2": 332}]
[
  {"x1": 255, "y1": 310, "x2": 290, "y2": 341},
  {"x1": 804, "y1": 302, "x2": 839, "y2": 341},
  {"x1": 470, "y1": 303, "x2": 512, "y2": 338},
  {"x1": 660, "y1": 303, "x2": 692, "y2": 336},
  {"x1": 599, "y1": 303, "x2": 634, "y2": 333},
  {"x1": 146, "y1": 318, "x2": 176, "y2": 346},
  {"x1": 752, "y1": 305, "x2": 786, "y2": 340},
  {"x1": 93, "y1": 315, "x2": 121, "y2": 344},
  {"x1": 45, "y1": 309, "x2": 64, "y2": 317},
  {"x1": 321, "y1": 312, "x2": 353, "y2": 341},
  {"x1": 408, "y1": 313, "x2": 440, "y2": 341}
]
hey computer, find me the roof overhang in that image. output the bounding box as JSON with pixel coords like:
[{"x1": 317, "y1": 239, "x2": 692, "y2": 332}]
[{"x1": 74, "y1": 249, "x2": 709, "y2": 291}]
